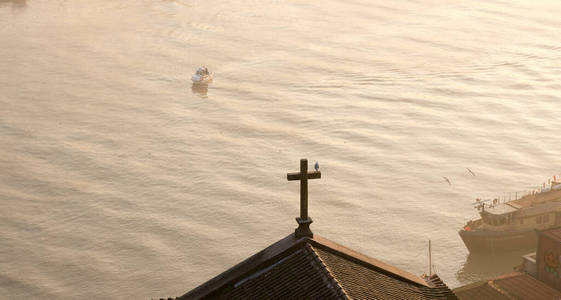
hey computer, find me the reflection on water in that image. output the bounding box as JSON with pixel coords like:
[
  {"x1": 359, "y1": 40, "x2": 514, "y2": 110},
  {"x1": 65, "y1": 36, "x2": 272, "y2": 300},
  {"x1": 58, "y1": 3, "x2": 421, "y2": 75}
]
[
  {"x1": 191, "y1": 83, "x2": 208, "y2": 97},
  {"x1": 456, "y1": 248, "x2": 535, "y2": 284}
]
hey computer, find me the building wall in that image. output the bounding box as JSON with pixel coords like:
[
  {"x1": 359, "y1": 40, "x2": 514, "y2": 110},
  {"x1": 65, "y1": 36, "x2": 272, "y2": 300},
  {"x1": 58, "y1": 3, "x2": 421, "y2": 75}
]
[
  {"x1": 523, "y1": 252, "x2": 537, "y2": 277},
  {"x1": 537, "y1": 233, "x2": 561, "y2": 291}
]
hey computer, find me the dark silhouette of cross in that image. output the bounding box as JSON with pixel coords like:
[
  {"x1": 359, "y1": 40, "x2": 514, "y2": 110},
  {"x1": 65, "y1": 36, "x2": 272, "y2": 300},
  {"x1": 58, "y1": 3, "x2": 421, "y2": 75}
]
[{"x1": 287, "y1": 158, "x2": 321, "y2": 238}]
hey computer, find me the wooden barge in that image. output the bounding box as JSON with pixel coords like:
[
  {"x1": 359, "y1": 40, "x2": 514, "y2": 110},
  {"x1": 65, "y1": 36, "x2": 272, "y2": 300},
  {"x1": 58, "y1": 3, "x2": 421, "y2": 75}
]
[{"x1": 459, "y1": 181, "x2": 561, "y2": 252}]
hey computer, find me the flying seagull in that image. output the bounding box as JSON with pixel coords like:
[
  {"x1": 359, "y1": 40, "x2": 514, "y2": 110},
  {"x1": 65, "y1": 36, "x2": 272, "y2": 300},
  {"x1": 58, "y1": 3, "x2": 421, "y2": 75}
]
[
  {"x1": 443, "y1": 177, "x2": 451, "y2": 186},
  {"x1": 466, "y1": 168, "x2": 476, "y2": 176},
  {"x1": 314, "y1": 161, "x2": 319, "y2": 172}
]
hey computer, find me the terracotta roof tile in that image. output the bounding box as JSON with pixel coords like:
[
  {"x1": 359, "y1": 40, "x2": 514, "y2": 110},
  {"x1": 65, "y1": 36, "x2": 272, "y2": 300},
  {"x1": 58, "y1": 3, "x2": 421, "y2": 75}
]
[
  {"x1": 453, "y1": 281, "x2": 511, "y2": 300},
  {"x1": 315, "y1": 247, "x2": 456, "y2": 300},
  {"x1": 214, "y1": 246, "x2": 342, "y2": 300},
  {"x1": 494, "y1": 272, "x2": 561, "y2": 300},
  {"x1": 454, "y1": 272, "x2": 561, "y2": 300}
]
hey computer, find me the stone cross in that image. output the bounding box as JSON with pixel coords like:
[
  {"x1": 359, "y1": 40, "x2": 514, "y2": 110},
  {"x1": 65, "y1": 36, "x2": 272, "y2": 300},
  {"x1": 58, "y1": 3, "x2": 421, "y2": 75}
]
[{"x1": 287, "y1": 158, "x2": 321, "y2": 238}]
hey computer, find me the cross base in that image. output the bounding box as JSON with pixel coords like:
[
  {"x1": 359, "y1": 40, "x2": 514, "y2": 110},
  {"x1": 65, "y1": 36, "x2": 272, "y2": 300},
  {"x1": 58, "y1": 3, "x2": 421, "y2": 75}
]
[{"x1": 295, "y1": 217, "x2": 313, "y2": 238}]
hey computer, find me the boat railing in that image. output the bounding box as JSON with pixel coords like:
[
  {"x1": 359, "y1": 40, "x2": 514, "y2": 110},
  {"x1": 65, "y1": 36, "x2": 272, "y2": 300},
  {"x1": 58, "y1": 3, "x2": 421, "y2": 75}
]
[{"x1": 472, "y1": 184, "x2": 560, "y2": 209}]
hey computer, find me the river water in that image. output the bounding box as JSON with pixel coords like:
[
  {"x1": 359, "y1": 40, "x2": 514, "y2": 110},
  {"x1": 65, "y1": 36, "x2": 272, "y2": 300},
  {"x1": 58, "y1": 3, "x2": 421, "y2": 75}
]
[{"x1": 2, "y1": 0, "x2": 561, "y2": 298}]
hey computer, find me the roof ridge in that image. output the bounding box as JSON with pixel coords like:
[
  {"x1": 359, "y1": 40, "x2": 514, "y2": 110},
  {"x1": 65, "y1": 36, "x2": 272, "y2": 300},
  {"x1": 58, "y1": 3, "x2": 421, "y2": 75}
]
[
  {"x1": 488, "y1": 280, "x2": 516, "y2": 300},
  {"x1": 304, "y1": 243, "x2": 351, "y2": 300},
  {"x1": 178, "y1": 233, "x2": 304, "y2": 299},
  {"x1": 493, "y1": 271, "x2": 524, "y2": 281},
  {"x1": 310, "y1": 235, "x2": 430, "y2": 287},
  {"x1": 233, "y1": 249, "x2": 302, "y2": 288},
  {"x1": 423, "y1": 274, "x2": 458, "y2": 299},
  {"x1": 424, "y1": 274, "x2": 446, "y2": 288}
]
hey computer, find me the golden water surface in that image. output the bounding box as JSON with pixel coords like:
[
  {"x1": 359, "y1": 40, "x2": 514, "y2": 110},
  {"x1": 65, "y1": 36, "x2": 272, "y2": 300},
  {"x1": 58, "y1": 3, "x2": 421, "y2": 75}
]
[{"x1": 1, "y1": 0, "x2": 561, "y2": 298}]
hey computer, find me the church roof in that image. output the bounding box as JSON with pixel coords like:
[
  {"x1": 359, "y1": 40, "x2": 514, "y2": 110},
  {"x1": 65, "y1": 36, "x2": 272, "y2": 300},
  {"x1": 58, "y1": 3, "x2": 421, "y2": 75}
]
[{"x1": 179, "y1": 233, "x2": 457, "y2": 300}]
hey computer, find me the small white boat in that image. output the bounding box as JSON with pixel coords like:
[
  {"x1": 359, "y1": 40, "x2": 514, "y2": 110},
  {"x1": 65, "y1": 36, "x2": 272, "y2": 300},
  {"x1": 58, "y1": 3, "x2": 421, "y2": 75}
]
[{"x1": 192, "y1": 66, "x2": 213, "y2": 84}]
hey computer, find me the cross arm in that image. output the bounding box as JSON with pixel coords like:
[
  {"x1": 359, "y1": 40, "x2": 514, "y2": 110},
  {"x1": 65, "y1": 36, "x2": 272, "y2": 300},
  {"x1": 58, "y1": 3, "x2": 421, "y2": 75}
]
[{"x1": 287, "y1": 171, "x2": 321, "y2": 181}]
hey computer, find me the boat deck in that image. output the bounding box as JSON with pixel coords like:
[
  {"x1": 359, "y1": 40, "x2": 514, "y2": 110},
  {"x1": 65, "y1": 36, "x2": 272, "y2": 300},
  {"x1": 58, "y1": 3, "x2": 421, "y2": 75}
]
[{"x1": 511, "y1": 189, "x2": 561, "y2": 208}]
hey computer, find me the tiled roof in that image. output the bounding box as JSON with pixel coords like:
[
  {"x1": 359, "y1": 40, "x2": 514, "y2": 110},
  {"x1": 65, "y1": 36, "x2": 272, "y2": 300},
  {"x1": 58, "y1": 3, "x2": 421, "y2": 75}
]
[
  {"x1": 212, "y1": 244, "x2": 342, "y2": 300},
  {"x1": 313, "y1": 246, "x2": 456, "y2": 299},
  {"x1": 453, "y1": 281, "x2": 511, "y2": 300},
  {"x1": 179, "y1": 234, "x2": 458, "y2": 300},
  {"x1": 454, "y1": 272, "x2": 561, "y2": 300}
]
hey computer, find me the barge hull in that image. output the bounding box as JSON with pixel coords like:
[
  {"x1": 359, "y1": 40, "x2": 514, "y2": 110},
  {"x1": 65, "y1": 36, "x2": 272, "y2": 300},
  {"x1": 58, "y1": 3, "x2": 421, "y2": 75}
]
[{"x1": 459, "y1": 229, "x2": 537, "y2": 252}]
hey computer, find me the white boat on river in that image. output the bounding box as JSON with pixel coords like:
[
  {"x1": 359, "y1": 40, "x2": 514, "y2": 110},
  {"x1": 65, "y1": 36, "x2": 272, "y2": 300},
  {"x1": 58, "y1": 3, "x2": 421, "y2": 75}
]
[{"x1": 192, "y1": 66, "x2": 213, "y2": 84}]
